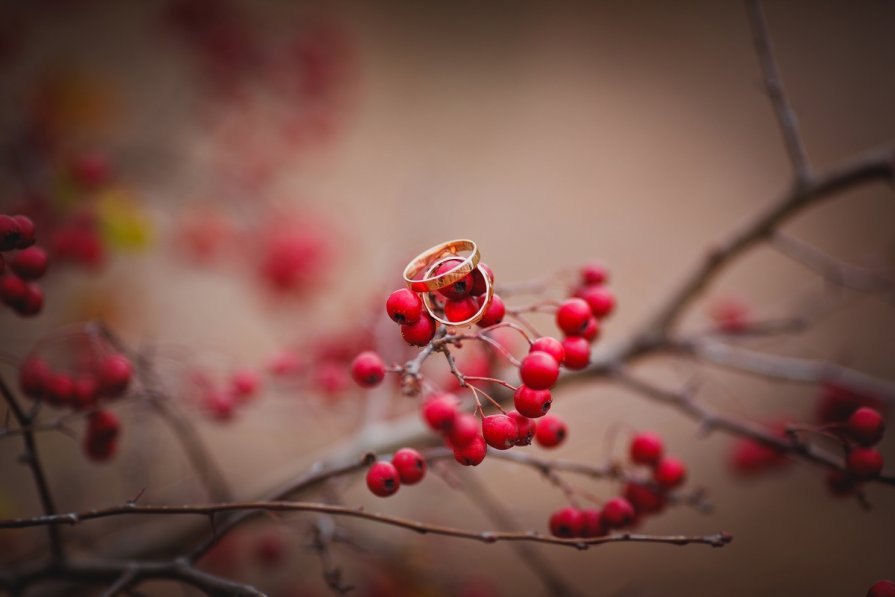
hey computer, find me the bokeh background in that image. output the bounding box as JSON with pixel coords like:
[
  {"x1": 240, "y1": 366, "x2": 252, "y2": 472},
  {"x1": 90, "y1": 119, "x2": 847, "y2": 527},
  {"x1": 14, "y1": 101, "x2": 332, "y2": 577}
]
[{"x1": 1, "y1": 1, "x2": 894, "y2": 595}]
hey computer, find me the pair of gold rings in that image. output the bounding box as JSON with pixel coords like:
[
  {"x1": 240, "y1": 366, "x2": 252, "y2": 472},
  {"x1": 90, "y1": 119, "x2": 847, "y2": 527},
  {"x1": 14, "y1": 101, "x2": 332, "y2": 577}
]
[{"x1": 402, "y1": 239, "x2": 493, "y2": 327}]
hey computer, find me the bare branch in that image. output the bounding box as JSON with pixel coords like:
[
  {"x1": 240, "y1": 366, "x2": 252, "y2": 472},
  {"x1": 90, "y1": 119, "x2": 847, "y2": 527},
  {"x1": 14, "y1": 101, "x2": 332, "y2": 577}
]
[
  {"x1": 0, "y1": 559, "x2": 265, "y2": 596},
  {"x1": 770, "y1": 232, "x2": 894, "y2": 294},
  {"x1": 611, "y1": 369, "x2": 895, "y2": 487},
  {"x1": 673, "y1": 337, "x2": 895, "y2": 403},
  {"x1": 0, "y1": 500, "x2": 733, "y2": 550},
  {"x1": 458, "y1": 472, "x2": 585, "y2": 597},
  {"x1": 0, "y1": 373, "x2": 64, "y2": 561},
  {"x1": 745, "y1": 0, "x2": 812, "y2": 181}
]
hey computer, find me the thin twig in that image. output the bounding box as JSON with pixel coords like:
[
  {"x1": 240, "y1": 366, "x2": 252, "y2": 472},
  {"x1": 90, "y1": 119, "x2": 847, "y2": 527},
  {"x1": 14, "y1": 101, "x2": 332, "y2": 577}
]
[
  {"x1": 0, "y1": 500, "x2": 733, "y2": 550},
  {"x1": 745, "y1": 0, "x2": 812, "y2": 181},
  {"x1": 0, "y1": 373, "x2": 64, "y2": 561}
]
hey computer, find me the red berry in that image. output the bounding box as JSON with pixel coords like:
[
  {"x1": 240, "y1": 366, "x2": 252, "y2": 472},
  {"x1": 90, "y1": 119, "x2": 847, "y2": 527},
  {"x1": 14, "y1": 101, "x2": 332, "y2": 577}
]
[
  {"x1": 469, "y1": 263, "x2": 494, "y2": 296},
  {"x1": 846, "y1": 407, "x2": 885, "y2": 446},
  {"x1": 846, "y1": 447, "x2": 884, "y2": 480},
  {"x1": 623, "y1": 482, "x2": 666, "y2": 514},
  {"x1": 535, "y1": 415, "x2": 567, "y2": 448},
  {"x1": 97, "y1": 354, "x2": 132, "y2": 397},
  {"x1": 448, "y1": 412, "x2": 480, "y2": 448},
  {"x1": 254, "y1": 531, "x2": 286, "y2": 567},
  {"x1": 580, "y1": 508, "x2": 607, "y2": 538},
  {"x1": 561, "y1": 336, "x2": 590, "y2": 370},
  {"x1": 476, "y1": 293, "x2": 505, "y2": 327},
  {"x1": 825, "y1": 470, "x2": 858, "y2": 497},
  {"x1": 630, "y1": 432, "x2": 664, "y2": 466},
  {"x1": 386, "y1": 288, "x2": 422, "y2": 325},
  {"x1": 730, "y1": 439, "x2": 788, "y2": 476},
  {"x1": 366, "y1": 461, "x2": 400, "y2": 497},
  {"x1": 575, "y1": 286, "x2": 615, "y2": 319},
  {"x1": 580, "y1": 263, "x2": 608, "y2": 286},
  {"x1": 508, "y1": 410, "x2": 536, "y2": 446},
  {"x1": 556, "y1": 298, "x2": 592, "y2": 336},
  {"x1": 0, "y1": 215, "x2": 22, "y2": 251},
  {"x1": 84, "y1": 409, "x2": 120, "y2": 462},
  {"x1": 816, "y1": 382, "x2": 882, "y2": 424},
  {"x1": 579, "y1": 317, "x2": 599, "y2": 342},
  {"x1": 482, "y1": 414, "x2": 517, "y2": 450},
  {"x1": 513, "y1": 385, "x2": 552, "y2": 418},
  {"x1": 453, "y1": 434, "x2": 487, "y2": 466},
  {"x1": 434, "y1": 258, "x2": 474, "y2": 300},
  {"x1": 444, "y1": 297, "x2": 479, "y2": 323},
  {"x1": 421, "y1": 394, "x2": 458, "y2": 431},
  {"x1": 549, "y1": 507, "x2": 583, "y2": 538},
  {"x1": 868, "y1": 580, "x2": 895, "y2": 597},
  {"x1": 392, "y1": 447, "x2": 427, "y2": 485},
  {"x1": 46, "y1": 373, "x2": 74, "y2": 407},
  {"x1": 519, "y1": 352, "x2": 560, "y2": 390},
  {"x1": 530, "y1": 337, "x2": 565, "y2": 365},
  {"x1": 16, "y1": 283, "x2": 43, "y2": 316},
  {"x1": 0, "y1": 273, "x2": 26, "y2": 306},
  {"x1": 231, "y1": 368, "x2": 261, "y2": 399},
  {"x1": 400, "y1": 312, "x2": 436, "y2": 346},
  {"x1": 72, "y1": 375, "x2": 99, "y2": 409},
  {"x1": 69, "y1": 152, "x2": 110, "y2": 188},
  {"x1": 350, "y1": 351, "x2": 386, "y2": 388},
  {"x1": 601, "y1": 497, "x2": 635, "y2": 529},
  {"x1": 10, "y1": 247, "x2": 48, "y2": 280},
  {"x1": 19, "y1": 357, "x2": 51, "y2": 398},
  {"x1": 206, "y1": 390, "x2": 236, "y2": 421},
  {"x1": 653, "y1": 457, "x2": 686, "y2": 489},
  {"x1": 13, "y1": 215, "x2": 35, "y2": 249}
]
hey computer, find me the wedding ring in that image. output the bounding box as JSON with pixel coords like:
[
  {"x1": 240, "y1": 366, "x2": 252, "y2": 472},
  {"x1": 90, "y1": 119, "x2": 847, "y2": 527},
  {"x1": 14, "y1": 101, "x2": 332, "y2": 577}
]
[
  {"x1": 402, "y1": 239, "x2": 480, "y2": 293},
  {"x1": 421, "y1": 262, "x2": 494, "y2": 327}
]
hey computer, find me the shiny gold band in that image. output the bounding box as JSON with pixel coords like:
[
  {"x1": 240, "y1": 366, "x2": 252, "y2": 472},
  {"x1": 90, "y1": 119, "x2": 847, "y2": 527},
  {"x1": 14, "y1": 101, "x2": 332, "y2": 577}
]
[
  {"x1": 402, "y1": 239, "x2": 480, "y2": 293},
  {"x1": 421, "y1": 262, "x2": 494, "y2": 327}
]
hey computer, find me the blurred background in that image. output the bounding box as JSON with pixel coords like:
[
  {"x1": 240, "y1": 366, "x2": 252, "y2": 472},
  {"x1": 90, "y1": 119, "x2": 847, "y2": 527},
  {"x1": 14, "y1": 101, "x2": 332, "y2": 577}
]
[{"x1": 1, "y1": 1, "x2": 894, "y2": 595}]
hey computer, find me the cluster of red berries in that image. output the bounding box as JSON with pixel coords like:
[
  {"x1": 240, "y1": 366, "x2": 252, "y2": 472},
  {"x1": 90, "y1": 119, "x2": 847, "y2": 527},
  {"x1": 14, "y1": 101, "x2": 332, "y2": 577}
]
[
  {"x1": 554, "y1": 262, "x2": 616, "y2": 370},
  {"x1": 548, "y1": 497, "x2": 635, "y2": 539},
  {"x1": 384, "y1": 263, "x2": 503, "y2": 348},
  {"x1": 365, "y1": 448, "x2": 427, "y2": 497},
  {"x1": 548, "y1": 432, "x2": 687, "y2": 538},
  {"x1": 835, "y1": 406, "x2": 885, "y2": 488},
  {"x1": 190, "y1": 367, "x2": 262, "y2": 421},
  {"x1": 629, "y1": 431, "x2": 688, "y2": 489},
  {"x1": 19, "y1": 352, "x2": 132, "y2": 461},
  {"x1": 0, "y1": 213, "x2": 47, "y2": 317}
]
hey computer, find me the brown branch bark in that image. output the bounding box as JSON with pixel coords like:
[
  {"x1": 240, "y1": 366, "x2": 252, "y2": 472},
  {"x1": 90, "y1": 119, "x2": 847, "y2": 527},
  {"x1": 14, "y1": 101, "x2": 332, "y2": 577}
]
[
  {"x1": 671, "y1": 337, "x2": 895, "y2": 402},
  {"x1": 745, "y1": 0, "x2": 812, "y2": 181},
  {"x1": 611, "y1": 369, "x2": 895, "y2": 487},
  {"x1": 0, "y1": 373, "x2": 64, "y2": 562},
  {"x1": 0, "y1": 500, "x2": 733, "y2": 550}
]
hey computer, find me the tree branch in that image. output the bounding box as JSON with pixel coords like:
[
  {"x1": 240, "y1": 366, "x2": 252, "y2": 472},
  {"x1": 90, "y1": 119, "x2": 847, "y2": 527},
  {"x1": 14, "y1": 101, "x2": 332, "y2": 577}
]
[
  {"x1": 672, "y1": 337, "x2": 895, "y2": 402},
  {"x1": 611, "y1": 369, "x2": 895, "y2": 487},
  {"x1": 0, "y1": 373, "x2": 64, "y2": 562},
  {"x1": 0, "y1": 500, "x2": 733, "y2": 550},
  {"x1": 745, "y1": 0, "x2": 812, "y2": 181}
]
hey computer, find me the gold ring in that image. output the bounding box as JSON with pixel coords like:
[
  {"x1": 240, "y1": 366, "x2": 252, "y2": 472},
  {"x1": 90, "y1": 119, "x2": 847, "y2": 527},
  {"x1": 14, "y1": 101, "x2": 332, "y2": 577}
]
[
  {"x1": 422, "y1": 262, "x2": 494, "y2": 327},
  {"x1": 403, "y1": 239, "x2": 480, "y2": 293}
]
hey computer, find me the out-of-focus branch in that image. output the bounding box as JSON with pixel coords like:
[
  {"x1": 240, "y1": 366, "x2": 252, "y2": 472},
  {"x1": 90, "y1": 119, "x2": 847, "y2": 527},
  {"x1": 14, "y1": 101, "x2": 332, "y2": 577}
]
[
  {"x1": 672, "y1": 337, "x2": 895, "y2": 403},
  {"x1": 0, "y1": 558, "x2": 265, "y2": 596},
  {"x1": 458, "y1": 472, "x2": 585, "y2": 597},
  {"x1": 0, "y1": 373, "x2": 64, "y2": 562},
  {"x1": 770, "y1": 232, "x2": 894, "y2": 295},
  {"x1": 93, "y1": 323, "x2": 233, "y2": 502},
  {"x1": 606, "y1": 142, "x2": 895, "y2": 364},
  {"x1": 611, "y1": 369, "x2": 895, "y2": 487},
  {"x1": 745, "y1": 0, "x2": 812, "y2": 181}
]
